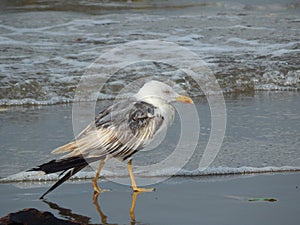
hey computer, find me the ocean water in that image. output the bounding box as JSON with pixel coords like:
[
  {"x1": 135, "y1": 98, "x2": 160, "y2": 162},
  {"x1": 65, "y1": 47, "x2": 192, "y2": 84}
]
[
  {"x1": 0, "y1": 0, "x2": 300, "y2": 182},
  {"x1": 0, "y1": 0, "x2": 299, "y2": 105}
]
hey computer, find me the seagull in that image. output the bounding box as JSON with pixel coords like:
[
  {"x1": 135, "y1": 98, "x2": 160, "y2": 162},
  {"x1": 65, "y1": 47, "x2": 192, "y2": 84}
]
[{"x1": 29, "y1": 80, "x2": 193, "y2": 199}]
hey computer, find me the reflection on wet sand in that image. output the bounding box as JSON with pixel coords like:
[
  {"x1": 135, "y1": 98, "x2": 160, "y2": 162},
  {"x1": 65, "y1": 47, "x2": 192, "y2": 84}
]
[
  {"x1": 43, "y1": 192, "x2": 144, "y2": 225},
  {"x1": 43, "y1": 199, "x2": 93, "y2": 224}
]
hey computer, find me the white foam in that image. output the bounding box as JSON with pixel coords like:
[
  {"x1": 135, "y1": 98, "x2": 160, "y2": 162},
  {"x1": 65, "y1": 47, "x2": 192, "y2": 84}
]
[
  {"x1": 0, "y1": 97, "x2": 73, "y2": 106},
  {"x1": 1, "y1": 9, "x2": 299, "y2": 106},
  {"x1": 2, "y1": 166, "x2": 299, "y2": 183}
]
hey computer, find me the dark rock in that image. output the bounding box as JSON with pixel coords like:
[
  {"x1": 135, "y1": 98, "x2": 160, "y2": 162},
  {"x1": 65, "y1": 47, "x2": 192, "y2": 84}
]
[{"x1": 0, "y1": 208, "x2": 83, "y2": 225}]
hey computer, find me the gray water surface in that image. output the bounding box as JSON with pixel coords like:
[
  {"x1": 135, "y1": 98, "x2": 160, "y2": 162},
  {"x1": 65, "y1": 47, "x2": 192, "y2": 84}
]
[{"x1": 1, "y1": 92, "x2": 299, "y2": 179}]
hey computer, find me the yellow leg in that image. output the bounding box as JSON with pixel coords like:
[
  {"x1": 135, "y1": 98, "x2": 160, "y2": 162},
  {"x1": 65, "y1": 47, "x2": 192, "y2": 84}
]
[
  {"x1": 127, "y1": 159, "x2": 155, "y2": 192},
  {"x1": 92, "y1": 160, "x2": 105, "y2": 194}
]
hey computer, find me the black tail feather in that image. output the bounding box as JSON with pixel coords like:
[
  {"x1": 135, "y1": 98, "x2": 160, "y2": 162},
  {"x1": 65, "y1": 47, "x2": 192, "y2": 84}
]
[
  {"x1": 40, "y1": 165, "x2": 85, "y2": 199},
  {"x1": 27, "y1": 156, "x2": 89, "y2": 174},
  {"x1": 28, "y1": 155, "x2": 103, "y2": 199}
]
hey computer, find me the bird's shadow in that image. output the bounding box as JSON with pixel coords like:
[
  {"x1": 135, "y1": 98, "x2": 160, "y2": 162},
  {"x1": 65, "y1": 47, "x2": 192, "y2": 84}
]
[{"x1": 42, "y1": 192, "x2": 143, "y2": 225}]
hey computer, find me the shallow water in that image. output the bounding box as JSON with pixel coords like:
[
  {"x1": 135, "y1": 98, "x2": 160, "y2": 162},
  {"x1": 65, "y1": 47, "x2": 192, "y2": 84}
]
[
  {"x1": 1, "y1": 173, "x2": 300, "y2": 225},
  {"x1": 1, "y1": 92, "x2": 299, "y2": 181},
  {"x1": 0, "y1": 0, "x2": 299, "y2": 105}
]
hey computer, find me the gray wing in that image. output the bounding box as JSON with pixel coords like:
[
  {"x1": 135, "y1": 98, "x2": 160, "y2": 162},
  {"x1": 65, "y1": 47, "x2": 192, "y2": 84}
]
[{"x1": 52, "y1": 98, "x2": 164, "y2": 161}]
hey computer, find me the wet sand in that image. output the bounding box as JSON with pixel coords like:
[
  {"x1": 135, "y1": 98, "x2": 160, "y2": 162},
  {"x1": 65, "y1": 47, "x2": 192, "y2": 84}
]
[{"x1": 1, "y1": 173, "x2": 300, "y2": 225}]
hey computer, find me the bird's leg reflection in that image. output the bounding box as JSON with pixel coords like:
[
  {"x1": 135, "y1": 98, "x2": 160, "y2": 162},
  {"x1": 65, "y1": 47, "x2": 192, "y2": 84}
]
[
  {"x1": 130, "y1": 192, "x2": 141, "y2": 223},
  {"x1": 93, "y1": 190, "x2": 143, "y2": 224},
  {"x1": 93, "y1": 193, "x2": 108, "y2": 224}
]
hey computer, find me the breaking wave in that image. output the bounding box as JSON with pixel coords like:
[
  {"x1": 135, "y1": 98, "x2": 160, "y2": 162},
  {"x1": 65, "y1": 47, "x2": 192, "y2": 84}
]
[
  {"x1": 1, "y1": 1, "x2": 299, "y2": 106},
  {"x1": 1, "y1": 166, "x2": 300, "y2": 183}
]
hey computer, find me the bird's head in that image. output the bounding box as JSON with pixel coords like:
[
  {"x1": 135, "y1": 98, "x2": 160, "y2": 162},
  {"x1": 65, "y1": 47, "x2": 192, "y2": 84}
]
[{"x1": 134, "y1": 80, "x2": 193, "y2": 105}]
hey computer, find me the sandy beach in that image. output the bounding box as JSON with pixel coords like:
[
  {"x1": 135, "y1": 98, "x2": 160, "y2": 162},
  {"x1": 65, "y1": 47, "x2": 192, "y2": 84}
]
[{"x1": 1, "y1": 173, "x2": 300, "y2": 225}]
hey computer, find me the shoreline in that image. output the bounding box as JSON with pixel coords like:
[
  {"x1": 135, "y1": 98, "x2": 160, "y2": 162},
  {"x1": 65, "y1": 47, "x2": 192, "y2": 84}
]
[{"x1": 2, "y1": 167, "x2": 300, "y2": 184}]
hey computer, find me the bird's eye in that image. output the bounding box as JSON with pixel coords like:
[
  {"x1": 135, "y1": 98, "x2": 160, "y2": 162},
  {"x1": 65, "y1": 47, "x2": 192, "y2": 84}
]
[{"x1": 163, "y1": 90, "x2": 171, "y2": 94}]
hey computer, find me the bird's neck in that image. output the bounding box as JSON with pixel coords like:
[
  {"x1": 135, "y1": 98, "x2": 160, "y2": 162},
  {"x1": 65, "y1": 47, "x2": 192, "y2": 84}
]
[{"x1": 142, "y1": 97, "x2": 175, "y2": 126}]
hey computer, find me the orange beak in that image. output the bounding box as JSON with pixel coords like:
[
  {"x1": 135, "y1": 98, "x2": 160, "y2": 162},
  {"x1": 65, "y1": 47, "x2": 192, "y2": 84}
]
[{"x1": 175, "y1": 95, "x2": 194, "y2": 104}]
